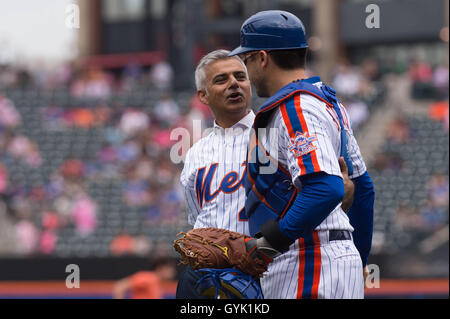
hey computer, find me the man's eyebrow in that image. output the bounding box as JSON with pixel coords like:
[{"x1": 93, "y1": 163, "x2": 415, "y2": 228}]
[
  {"x1": 212, "y1": 73, "x2": 227, "y2": 81},
  {"x1": 212, "y1": 70, "x2": 246, "y2": 82}
]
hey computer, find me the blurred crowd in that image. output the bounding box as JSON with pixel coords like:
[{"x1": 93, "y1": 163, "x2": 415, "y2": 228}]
[
  {"x1": 371, "y1": 96, "x2": 449, "y2": 261},
  {"x1": 394, "y1": 172, "x2": 449, "y2": 234},
  {"x1": 331, "y1": 57, "x2": 449, "y2": 133},
  {"x1": 0, "y1": 93, "x2": 101, "y2": 255},
  {"x1": 0, "y1": 54, "x2": 448, "y2": 258},
  {"x1": 0, "y1": 60, "x2": 174, "y2": 99},
  {"x1": 0, "y1": 61, "x2": 213, "y2": 257},
  {"x1": 331, "y1": 57, "x2": 386, "y2": 133},
  {"x1": 0, "y1": 94, "x2": 42, "y2": 168},
  {"x1": 408, "y1": 60, "x2": 449, "y2": 101}
]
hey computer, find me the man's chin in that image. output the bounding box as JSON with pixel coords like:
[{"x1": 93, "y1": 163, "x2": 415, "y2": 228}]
[{"x1": 225, "y1": 101, "x2": 248, "y2": 113}]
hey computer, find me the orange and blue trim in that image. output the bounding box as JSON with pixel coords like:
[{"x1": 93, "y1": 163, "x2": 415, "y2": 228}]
[
  {"x1": 297, "y1": 231, "x2": 321, "y2": 299},
  {"x1": 280, "y1": 94, "x2": 321, "y2": 176}
]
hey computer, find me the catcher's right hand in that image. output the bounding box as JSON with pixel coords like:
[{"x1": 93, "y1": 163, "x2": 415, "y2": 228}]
[{"x1": 244, "y1": 237, "x2": 280, "y2": 268}]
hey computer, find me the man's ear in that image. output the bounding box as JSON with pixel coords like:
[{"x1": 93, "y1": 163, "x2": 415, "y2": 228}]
[
  {"x1": 260, "y1": 50, "x2": 269, "y2": 68},
  {"x1": 197, "y1": 90, "x2": 208, "y2": 106}
]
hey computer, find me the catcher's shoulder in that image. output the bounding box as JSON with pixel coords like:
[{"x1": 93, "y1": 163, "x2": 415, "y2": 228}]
[{"x1": 278, "y1": 92, "x2": 330, "y2": 126}]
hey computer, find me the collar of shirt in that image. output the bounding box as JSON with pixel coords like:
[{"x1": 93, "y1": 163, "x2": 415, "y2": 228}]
[{"x1": 213, "y1": 110, "x2": 255, "y2": 136}]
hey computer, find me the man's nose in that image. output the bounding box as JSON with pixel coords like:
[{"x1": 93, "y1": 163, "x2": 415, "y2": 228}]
[{"x1": 229, "y1": 76, "x2": 239, "y2": 88}]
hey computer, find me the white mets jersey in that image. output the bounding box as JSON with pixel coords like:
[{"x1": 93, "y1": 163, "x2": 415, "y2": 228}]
[{"x1": 180, "y1": 111, "x2": 254, "y2": 235}]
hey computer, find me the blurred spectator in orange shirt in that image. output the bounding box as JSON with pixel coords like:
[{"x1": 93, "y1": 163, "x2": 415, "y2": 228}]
[
  {"x1": 428, "y1": 101, "x2": 449, "y2": 132},
  {"x1": 428, "y1": 100, "x2": 449, "y2": 122},
  {"x1": 113, "y1": 257, "x2": 176, "y2": 299},
  {"x1": 61, "y1": 159, "x2": 85, "y2": 180},
  {"x1": 72, "y1": 108, "x2": 95, "y2": 128},
  {"x1": 110, "y1": 230, "x2": 136, "y2": 256}
]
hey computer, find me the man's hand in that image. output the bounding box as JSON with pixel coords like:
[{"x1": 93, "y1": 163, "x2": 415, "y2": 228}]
[{"x1": 339, "y1": 157, "x2": 354, "y2": 213}]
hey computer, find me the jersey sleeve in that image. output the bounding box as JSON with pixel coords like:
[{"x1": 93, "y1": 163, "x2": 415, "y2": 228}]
[
  {"x1": 180, "y1": 148, "x2": 201, "y2": 226},
  {"x1": 339, "y1": 103, "x2": 367, "y2": 179},
  {"x1": 278, "y1": 93, "x2": 342, "y2": 183}
]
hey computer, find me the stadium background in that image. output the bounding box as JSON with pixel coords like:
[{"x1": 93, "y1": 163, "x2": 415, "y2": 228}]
[{"x1": 0, "y1": 0, "x2": 448, "y2": 299}]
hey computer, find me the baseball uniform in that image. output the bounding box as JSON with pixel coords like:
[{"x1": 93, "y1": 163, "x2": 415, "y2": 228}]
[{"x1": 248, "y1": 77, "x2": 367, "y2": 299}]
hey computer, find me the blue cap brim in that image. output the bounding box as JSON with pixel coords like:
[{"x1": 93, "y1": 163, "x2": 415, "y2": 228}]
[{"x1": 228, "y1": 46, "x2": 251, "y2": 57}]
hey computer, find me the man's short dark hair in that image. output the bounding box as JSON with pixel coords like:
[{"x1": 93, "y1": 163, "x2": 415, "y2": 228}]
[{"x1": 269, "y1": 48, "x2": 307, "y2": 70}]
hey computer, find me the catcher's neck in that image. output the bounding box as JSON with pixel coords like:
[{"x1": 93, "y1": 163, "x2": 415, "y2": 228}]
[{"x1": 269, "y1": 68, "x2": 307, "y2": 96}]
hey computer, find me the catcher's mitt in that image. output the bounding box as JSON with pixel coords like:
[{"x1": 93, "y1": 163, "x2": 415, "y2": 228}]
[{"x1": 173, "y1": 228, "x2": 267, "y2": 278}]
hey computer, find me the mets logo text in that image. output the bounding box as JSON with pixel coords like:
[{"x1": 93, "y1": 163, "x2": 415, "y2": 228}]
[{"x1": 289, "y1": 131, "x2": 318, "y2": 158}]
